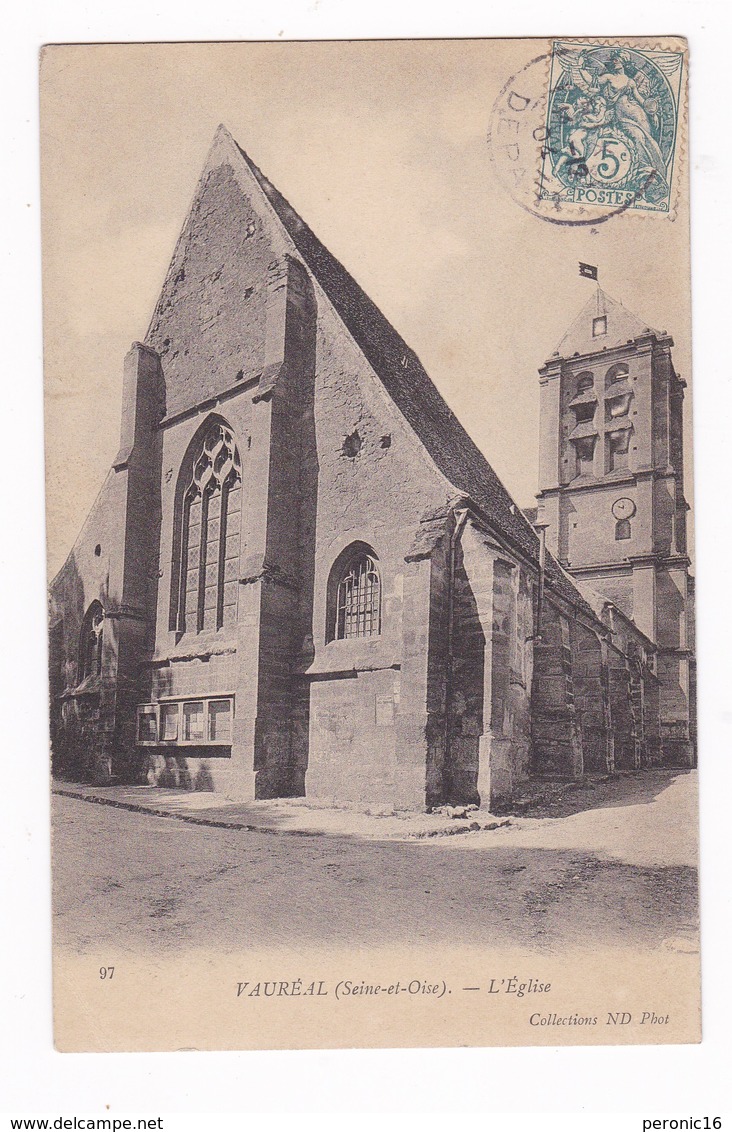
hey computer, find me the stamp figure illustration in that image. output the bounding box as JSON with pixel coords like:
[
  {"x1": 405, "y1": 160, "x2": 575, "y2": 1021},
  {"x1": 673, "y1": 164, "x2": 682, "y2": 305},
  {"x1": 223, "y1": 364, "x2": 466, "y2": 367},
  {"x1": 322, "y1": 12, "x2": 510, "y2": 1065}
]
[{"x1": 540, "y1": 42, "x2": 684, "y2": 213}]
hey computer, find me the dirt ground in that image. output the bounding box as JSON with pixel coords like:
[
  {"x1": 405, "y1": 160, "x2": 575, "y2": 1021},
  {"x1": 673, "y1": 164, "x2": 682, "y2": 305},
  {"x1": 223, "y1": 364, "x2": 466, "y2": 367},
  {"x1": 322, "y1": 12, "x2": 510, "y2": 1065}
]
[{"x1": 52, "y1": 769, "x2": 698, "y2": 956}]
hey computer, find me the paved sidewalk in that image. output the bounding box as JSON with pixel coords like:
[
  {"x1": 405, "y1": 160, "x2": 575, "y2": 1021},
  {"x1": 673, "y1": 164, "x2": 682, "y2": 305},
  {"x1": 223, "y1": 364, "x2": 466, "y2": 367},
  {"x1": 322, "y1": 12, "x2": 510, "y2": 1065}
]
[
  {"x1": 53, "y1": 767, "x2": 696, "y2": 864},
  {"x1": 52, "y1": 781, "x2": 510, "y2": 841}
]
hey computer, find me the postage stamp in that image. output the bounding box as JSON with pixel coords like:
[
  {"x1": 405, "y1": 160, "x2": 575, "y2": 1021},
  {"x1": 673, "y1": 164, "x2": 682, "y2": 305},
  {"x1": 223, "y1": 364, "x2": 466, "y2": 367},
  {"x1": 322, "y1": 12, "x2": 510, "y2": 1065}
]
[{"x1": 539, "y1": 41, "x2": 685, "y2": 215}]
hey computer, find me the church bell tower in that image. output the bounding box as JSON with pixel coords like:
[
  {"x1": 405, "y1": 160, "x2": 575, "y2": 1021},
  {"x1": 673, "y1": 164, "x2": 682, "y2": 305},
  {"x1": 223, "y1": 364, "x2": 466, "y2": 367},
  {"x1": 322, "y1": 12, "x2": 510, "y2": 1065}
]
[{"x1": 535, "y1": 285, "x2": 695, "y2": 766}]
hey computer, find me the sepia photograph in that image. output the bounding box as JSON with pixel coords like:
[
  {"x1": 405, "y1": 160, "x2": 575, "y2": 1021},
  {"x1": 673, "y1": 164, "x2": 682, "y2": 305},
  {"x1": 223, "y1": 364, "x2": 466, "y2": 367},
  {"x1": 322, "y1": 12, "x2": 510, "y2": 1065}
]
[{"x1": 40, "y1": 37, "x2": 700, "y2": 1053}]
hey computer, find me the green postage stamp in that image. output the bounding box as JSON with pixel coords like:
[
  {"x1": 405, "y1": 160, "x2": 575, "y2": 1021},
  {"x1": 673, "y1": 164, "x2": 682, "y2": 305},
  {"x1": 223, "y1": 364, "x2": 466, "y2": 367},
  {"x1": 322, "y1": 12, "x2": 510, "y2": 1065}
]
[{"x1": 540, "y1": 41, "x2": 685, "y2": 214}]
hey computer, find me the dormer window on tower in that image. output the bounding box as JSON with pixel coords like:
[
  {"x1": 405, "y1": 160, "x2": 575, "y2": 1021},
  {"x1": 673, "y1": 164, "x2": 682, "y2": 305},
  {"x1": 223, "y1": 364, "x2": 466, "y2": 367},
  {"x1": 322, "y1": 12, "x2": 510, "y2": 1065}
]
[{"x1": 592, "y1": 315, "x2": 607, "y2": 337}]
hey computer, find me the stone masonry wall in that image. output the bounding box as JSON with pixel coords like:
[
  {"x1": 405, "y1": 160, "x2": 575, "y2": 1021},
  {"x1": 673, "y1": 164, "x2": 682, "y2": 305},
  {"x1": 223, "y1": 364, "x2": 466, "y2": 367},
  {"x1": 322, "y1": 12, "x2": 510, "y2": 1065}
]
[
  {"x1": 303, "y1": 284, "x2": 455, "y2": 809},
  {"x1": 146, "y1": 162, "x2": 284, "y2": 418},
  {"x1": 49, "y1": 472, "x2": 126, "y2": 781},
  {"x1": 448, "y1": 524, "x2": 533, "y2": 809},
  {"x1": 531, "y1": 603, "x2": 583, "y2": 777},
  {"x1": 49, "y1": 343, "x2": 164, "y2": 784},
  {"x1": 570, "y1": 619, "x2": 611, "y2": 773}
]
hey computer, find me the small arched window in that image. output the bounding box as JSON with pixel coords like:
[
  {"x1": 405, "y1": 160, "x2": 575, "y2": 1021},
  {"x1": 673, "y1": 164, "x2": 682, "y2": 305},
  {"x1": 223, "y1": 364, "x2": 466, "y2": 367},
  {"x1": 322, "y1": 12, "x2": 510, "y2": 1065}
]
[
  {"x1": 328, "y1": 545, "x2": 381, "y2": 640},
  {"x1": 171, "y1": 419, "x2": 242, "y2": 635},
  {"x1": 606, "y1": 362, "x2": 630, "y2": 387},
  {"x1": 79, "y1": 601, "x2": 104, "y2": 681},
  {"x1": 576, "y1": 372, "x2": 594, "y2": 394},
  {"x1": 615, "y1": 518, "x2": 631, "y2": 540}
]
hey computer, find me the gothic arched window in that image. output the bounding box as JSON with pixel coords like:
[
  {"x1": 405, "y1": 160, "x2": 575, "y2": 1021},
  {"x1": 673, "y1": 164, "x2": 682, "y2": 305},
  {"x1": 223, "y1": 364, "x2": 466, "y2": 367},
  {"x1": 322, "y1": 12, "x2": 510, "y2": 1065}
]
[
  {"x1": 172, "y1": 420, "x2": 242, "y2": 635},
  {"x1": 328, "y1": 544, "x2": 381, "y2": 641},
  {"x1": 79, "y1": 601, "x2": 104, "y2": 681}
]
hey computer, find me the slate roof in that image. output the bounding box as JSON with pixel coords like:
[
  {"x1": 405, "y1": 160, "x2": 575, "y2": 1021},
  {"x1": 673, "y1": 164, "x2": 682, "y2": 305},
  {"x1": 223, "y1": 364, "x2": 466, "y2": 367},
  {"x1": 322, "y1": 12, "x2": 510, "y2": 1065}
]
[{"x1": 235, "y1": 139, "x2": 598, "y2": 620}]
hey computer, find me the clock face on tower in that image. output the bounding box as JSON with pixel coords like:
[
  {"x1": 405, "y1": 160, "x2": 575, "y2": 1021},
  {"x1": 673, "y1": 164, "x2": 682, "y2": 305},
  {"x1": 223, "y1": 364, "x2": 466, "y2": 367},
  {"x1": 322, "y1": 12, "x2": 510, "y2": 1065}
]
[{"x1": 611, "y1": 497, "x2": 636, "y2": 520}]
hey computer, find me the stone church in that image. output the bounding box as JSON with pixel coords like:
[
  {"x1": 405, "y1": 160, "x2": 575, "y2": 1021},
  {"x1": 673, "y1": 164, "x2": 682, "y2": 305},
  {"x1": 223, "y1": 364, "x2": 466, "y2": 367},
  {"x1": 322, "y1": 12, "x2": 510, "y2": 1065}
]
[{"x1": 48, "y1": 125, "x2": 696, "y2": 810}]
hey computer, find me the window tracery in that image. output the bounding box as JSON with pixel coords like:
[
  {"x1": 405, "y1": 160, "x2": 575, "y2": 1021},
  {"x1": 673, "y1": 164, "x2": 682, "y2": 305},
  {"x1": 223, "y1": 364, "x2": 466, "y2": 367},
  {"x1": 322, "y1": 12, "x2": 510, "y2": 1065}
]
[
  {"x1": 173, "y1": 421, "x2": 242, "y2": 634},
  {"x1": 329, "y1": 547, "x2": 381, "y2": 640}
]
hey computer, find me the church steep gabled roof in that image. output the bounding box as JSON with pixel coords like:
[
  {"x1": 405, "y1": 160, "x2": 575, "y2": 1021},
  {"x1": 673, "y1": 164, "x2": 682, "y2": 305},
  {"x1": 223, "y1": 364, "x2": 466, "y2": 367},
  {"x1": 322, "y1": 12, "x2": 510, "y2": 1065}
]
[
  {"x1": 205, "y1": 128, "x2": 600, "y2": 621},
  {"x1": 236, "y1": 146, "x2": 543, "y2": 540},
  {"x1": 552, "y1": 289, "x2": 659, "y2": 360}
]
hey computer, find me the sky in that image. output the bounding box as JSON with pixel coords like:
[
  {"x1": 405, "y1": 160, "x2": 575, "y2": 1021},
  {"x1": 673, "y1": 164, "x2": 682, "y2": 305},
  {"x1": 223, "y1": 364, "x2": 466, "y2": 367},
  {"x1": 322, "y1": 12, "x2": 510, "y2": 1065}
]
[{"x1": 40, "y1": 40, "x2": 692, "y2": 577}]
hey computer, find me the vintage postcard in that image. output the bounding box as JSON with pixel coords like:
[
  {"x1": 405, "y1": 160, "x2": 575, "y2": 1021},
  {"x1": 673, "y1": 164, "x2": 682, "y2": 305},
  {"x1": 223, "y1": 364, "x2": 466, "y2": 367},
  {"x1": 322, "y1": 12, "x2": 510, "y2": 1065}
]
[{"x1": 41, "y1": 38, "x2": 699, "y2": 1052}]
